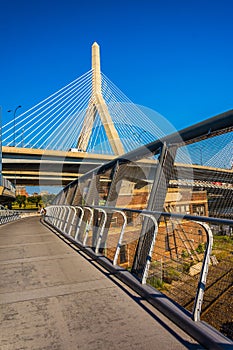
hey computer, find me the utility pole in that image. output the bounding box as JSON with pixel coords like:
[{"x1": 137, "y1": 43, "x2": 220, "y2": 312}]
[{"x1": 8, "y1": 105, "x2": 22, "y2": 147}]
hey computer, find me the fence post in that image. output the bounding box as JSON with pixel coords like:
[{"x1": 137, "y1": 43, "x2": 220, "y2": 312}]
[
  {"x1": 74, "y1": 206, "x2": 84, "y2": 241},
  {"x1": 113, "y1": 210, "x2": 127, "y2": 265},
  {"x1": 95, "y1": 208, "x2": 107, "y2": 254},
  {"x1": 82, "y1": 207, "x2": 93, "y2": 246},
  {"x1": 192, "y1": 221, "x2": 213, "y2": 321},
  {"x1": 140, "y1": 213, "x2": 158, "y2": 284},
  {"x1": 67, "y1": 206, "x2": 77, "y2": 236}
]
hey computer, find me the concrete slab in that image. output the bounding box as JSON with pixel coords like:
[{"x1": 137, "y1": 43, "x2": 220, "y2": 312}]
[{"x1": 0, "y1": 217, "x2": 204, "y2": 349}]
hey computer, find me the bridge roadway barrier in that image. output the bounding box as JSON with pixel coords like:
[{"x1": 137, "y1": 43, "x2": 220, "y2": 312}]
[
  {"x1": 0, "y1": 216, "x2": 208, "y2": 350},
  {"x1": 0, "y1": 208, "x2": 20, "y2": 224}
]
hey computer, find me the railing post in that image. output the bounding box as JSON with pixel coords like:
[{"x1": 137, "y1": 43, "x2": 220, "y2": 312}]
[
  {"x1": 95, "y1": 208, "x2": 107, "y2": 254},
  {"x1": 140, "y1": 213, "x2": 158, "y2": 285},
  {"x1": 53, "y1": 206, "x2": 58, "y2": 226},
  {"x1": 59, "y1": 206, "x2": 67, "y2": 231},
  {"x1": 74, "y1": 206, "x2": 84, "y2": 241},
  {"x1": 50, "y1": 206, "x2": 56, "y2": 225},
  {"x1": 56, "y1": 206, "x2": 62, "y2": 227},
  {"x1": 47, "y1": 206, "x2": 53, "y2": 225},
  {"x1": 82, "y1": 207, "x2": 93, "y2": 246},
  {"x1": 45, "y1": 206, "x2": 51, "y2": 224},
  {"x1": 113, "y1": 210, "x2": 127, "y2": 265},
  {"x1": 192, "y1": 221, "x2": 213, "y2": 321},
  {"x1": 67, "y1": 206, "x2": 77, "y2": 236},
  {"x1": 53, "y1": 206, "x2": 57, "y2": 225},
  {"x1": 64, "y1": 206, "x2": 72, "y2": 233}
]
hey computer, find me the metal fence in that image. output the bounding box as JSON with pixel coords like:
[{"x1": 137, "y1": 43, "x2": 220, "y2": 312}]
[
  {"x1": 1, "y1": 177, "x2": 16, "y2": 194},
  {"x1": 0, "y1": 206, "x2": 20, "y2": 224},
  {"x1": 146, "y1": 215, "x2": 233, "y2": 339},
  {"x1": 44, "y1": 205, "x2": 233, "y2": 342}
]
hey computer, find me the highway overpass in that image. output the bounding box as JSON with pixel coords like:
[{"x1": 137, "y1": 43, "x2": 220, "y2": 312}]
[
  {"x1": 2, "y1": 146, "x2": 115, "y2": 186},
  {"x1": 2, "y1": 146, "x2": 232, "y2": 189}
]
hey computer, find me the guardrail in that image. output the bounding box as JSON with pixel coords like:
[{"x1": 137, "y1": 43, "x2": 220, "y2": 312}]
[
  {"x1": 2, "y1": 177, "x2": 16, "y2": 194},
  {"x1": 44, "y1": 204, "x2": 233, "y2": 348},
  {"x1": 0, "y1": 207, "x2": 20, "y2": 224}
]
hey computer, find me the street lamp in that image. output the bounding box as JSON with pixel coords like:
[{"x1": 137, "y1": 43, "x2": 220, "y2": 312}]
[{"x1": 7, "y1": 105, "x2": 22, "y2": 147}]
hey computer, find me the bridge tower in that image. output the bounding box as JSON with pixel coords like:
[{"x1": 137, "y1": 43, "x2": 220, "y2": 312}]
[{"x1": 76, "y1": 42, "x2": 125, "y2": 155}]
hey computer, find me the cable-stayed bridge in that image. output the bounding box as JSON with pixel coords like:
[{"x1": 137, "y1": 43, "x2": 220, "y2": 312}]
[
  {"x1": 2, "y1": 43, "x2": 173, "y2": 186},
  {"x1": 1, "y1": 43, "x2": 233, "y2": 188}
]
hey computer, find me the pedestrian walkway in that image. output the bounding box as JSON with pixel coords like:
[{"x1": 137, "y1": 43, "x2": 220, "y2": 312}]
[{"x1": 0, "y1": 217, "x2": 204, "y2": 349}]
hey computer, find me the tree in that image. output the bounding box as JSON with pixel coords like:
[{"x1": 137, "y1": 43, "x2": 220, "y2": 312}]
[
  {"x1": 41, "y1": 193, "x2": 56, "y2": 206},
  {"x1": 28, "y1": 195, "x2": 42, "y2": 208},
  {"x1": 15, "y1": 195, "x2": 26, "y2": 208}
]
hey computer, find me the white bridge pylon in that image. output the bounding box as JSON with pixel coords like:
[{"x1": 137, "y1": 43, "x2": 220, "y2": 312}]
[{"x1": 77, "y1": 42, "x2": 124, "y2": 155}]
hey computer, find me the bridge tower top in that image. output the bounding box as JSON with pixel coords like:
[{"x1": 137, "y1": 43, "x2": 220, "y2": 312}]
[
  {"x1": 92, "y1": 42, "x2": 101, "y2": 94},
  {"x1": 76, "y1": 42, "x2": 125, "y2": 155}
]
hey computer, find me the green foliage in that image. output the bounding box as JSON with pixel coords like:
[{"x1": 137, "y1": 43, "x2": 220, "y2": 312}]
[
  {"x1": 15, "y1": 195, "x2": 26, "y2": 208},
  {"x1": 27, "y1": 195, "x2": 41, "y2": 207},
  {"x1": 221, "y1": 235, "x2": 233, "y2": 243},
  {"x1": 163, "y1": 267, "x2": 181, "y2": 283},
  {"x1": 181, "y1": 250, "x2": 189, "y2": 258},
  {"x1": 149, "y1": 277, "x2": 165, "y2": 290},
  {"x1": 13, "y1": 195, "x2": 43, "y2": 209},
  {"x1": 41, "y1": 193, "x2": 56, "y2": 206},
  {"x1": 196, "y1": 243, "x2": 205, "y2": 254},
  {"x1": 150, "y1": 260, "x2": 161, "y2": 268},
  {"x1": 213, "y1": 235, "x2": 233, "y2": 249},
  {"x1": 182, "y1": 262, "x2": 191, "y2": 273}
]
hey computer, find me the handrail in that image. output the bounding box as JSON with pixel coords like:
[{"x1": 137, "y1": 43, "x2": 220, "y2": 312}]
[
  {"x1": 44, "y1": 204, "x2": 218, "y2": 321},
  {"x1": 44, "y1": 204, "x2": 233, "y2": 348},
  {"x1": 0, "y1": 208, "x2": 20, "y2": 224},
  {"x1": 90, "y1": 205, "x2": 233, "y2": 226}
]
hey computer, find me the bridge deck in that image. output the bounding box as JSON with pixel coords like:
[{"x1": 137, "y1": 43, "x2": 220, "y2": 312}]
[{"x1": 0, "y1": 217, "x2": 203, "y2": 349}]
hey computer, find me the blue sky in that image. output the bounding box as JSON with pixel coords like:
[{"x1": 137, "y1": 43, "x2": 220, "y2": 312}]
[{"x1": 1, "y1": 0, "x2": 233, "y2": 132}]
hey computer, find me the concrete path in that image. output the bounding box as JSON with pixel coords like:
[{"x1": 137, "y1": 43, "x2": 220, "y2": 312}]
[{"x1": 0, "y1": 217, "x2": 204, "y2": 349}]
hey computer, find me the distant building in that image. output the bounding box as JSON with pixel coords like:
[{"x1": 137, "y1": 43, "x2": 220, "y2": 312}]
[
  {"x1": 16, "y1": 186, "x2": 29, "y2": 197},
  {"x1": 40, "y1": 191, "x2": 49, "y2": 196}
]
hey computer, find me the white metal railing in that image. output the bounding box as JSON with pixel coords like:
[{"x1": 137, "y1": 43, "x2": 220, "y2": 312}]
[
  {"x1": 0, "y1": 208, "x2": 20, "y2": 224},
  {"x1": 42, "y1": 204, "x2": 230, "y2": 322}
]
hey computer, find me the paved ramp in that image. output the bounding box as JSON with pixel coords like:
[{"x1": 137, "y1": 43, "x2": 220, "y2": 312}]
[{"x1": 0, "y1": 217, "x2": 203, "y2": 349}]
